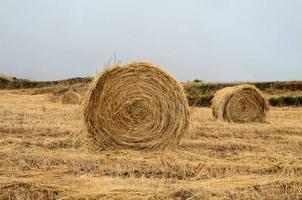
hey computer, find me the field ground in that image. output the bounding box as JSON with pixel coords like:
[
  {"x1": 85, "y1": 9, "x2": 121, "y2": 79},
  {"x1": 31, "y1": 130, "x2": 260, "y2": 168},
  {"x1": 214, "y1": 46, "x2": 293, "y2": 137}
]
[{"x1": 0, "y1": 90, "x2": 301, "y2": 199}]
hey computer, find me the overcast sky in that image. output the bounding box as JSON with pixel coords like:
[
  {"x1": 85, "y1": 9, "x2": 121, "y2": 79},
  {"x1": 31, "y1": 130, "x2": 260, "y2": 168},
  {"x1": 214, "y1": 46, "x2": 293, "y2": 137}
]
[{"x1": 0, "y1": 0, "x2": 301, "y2": 82}]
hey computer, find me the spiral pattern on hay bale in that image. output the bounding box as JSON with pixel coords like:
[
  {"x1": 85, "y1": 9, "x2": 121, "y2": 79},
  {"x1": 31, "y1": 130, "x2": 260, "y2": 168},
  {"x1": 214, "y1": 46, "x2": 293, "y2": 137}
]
[
  {"x1": 83, "y1": 62, "x2": 190, "y2": 150},
  {"x1": 62, "y1": 91, "x2": 81, "y2": 105},
  {"x1": 212, "y1": 85, "x2": 268, "y2": 122}
]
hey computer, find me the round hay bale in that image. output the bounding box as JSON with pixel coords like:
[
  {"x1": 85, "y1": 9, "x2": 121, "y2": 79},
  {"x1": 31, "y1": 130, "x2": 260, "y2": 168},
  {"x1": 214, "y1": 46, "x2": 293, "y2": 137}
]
[
  {"x1": 62, "y1": 91, "x2": 81, "y2": 105},
  {"x1": 212, "y1": 84, "x2": 269, "y2": 122},
  {"x1": 83, "y1": 61, "x2": 190, "y2": 150}
]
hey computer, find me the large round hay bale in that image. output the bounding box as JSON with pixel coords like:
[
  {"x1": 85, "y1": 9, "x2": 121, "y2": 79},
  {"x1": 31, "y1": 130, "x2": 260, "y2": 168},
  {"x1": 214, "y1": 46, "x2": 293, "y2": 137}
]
[
  {"x1": 62, "y1": 91, "x2": 81, "y2": 105},
  {"x1": 83, "y1": 62, "x2": 190, "y2": 150},
  {"x1": 212, "y1": 84, "x2": 268, "y2": 122}
]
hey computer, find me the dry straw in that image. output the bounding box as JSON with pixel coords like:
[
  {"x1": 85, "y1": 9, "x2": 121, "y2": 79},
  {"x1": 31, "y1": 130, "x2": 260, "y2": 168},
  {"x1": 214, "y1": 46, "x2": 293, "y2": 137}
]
[
  {"x1": 212, "y1": 84, "x2": 269, "y2": 123},
  {"x1": 83, "y1": 61, "x2": 190, "y2": 150},
  {"x1": 62, "y1": 91, "x2": 81, "y2": 105}
]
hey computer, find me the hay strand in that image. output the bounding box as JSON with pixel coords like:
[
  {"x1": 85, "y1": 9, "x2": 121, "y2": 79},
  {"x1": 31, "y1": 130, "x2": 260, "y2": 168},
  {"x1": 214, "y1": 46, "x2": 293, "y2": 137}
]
[
  {"x1": 83, "y1": 61, "x2": 190, "y2": 150},
  {"x1": 212, "y1": 84, "x2": 269, "y2": 122}
]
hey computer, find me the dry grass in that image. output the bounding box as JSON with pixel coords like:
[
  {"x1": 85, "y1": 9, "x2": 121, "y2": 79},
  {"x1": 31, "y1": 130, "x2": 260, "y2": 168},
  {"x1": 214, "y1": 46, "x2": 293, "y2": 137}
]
[
  {"x1": 83, "y1": 62, "x2": 190, "y2": 150},
  {"x1": 0, "y1": 90, "x2": 301, "y2": 199},
  {"x1": 212, "y1": 85, "x2": 269, "y2": 123}
]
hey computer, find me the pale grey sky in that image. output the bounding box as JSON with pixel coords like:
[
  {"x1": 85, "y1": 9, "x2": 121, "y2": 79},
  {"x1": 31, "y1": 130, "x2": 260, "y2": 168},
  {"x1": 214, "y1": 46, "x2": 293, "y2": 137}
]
[{"x1": 0, "y1": 0, "x2": 301, "y2": 82}]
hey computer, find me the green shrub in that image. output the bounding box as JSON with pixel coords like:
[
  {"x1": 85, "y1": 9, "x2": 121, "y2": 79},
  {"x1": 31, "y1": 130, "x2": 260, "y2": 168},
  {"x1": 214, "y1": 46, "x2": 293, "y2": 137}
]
[
  {"x1": 269, "y1": 97, "x2": 279, "y2": 106},
  {"x1": 269, "y1": 96, "x2": 302, "y2": 107},
  {"x1": 187, "y1": 95, "x2": 213, "y2": 107},
  {"x1": 185, "y1": 82, "x2": 210, "y2": 96},
  {"x1": 283, "y1": 96, "x2": 296, "y2": 105}
]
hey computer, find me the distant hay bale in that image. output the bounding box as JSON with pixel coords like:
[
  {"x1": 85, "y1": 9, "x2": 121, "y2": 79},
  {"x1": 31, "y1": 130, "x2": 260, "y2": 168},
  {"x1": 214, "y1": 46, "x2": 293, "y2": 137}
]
[
  {"x1": 83, "y1": 61, "x2": 190, "y2": 150},
  {"x1": 62, "y1": 91, "x2": 81, "y2": 105},
  {"x1": 212, "y1": 84, "x2": 269, "y2": 123}
]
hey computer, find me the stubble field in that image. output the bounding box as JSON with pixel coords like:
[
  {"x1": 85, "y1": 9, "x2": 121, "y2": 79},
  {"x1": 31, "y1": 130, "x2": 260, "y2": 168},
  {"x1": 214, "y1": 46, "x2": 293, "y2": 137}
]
[{"x1": 0, "y1": 89, "x2": 301, "y2": 200}]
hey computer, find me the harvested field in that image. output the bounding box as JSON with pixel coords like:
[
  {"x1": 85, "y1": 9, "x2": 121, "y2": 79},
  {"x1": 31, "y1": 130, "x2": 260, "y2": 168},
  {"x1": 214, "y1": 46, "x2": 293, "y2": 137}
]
[{"x1": 0, "y1": 90, "x2": 301, "y2": 199}]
